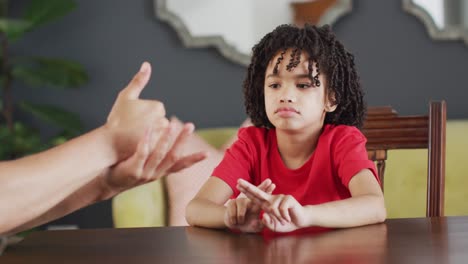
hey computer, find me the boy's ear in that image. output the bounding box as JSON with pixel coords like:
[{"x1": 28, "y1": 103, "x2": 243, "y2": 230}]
[
  {"x1": 325, "y1": 103, "x2": 337, "y2": 113},
  {"x1": 325, "y1": 93, "x2": 338, "y2": 113}
]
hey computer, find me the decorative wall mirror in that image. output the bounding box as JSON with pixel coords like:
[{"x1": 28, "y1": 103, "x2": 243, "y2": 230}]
[
  {"x1": 155, "y1": 0, "x2": 352, "y2": 66},
  {"x1": 403, "y1": 0, "x2": 468, "y2": 45}
]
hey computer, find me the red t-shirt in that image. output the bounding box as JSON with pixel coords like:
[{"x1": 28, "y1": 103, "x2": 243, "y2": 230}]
[{"x1": 213, "y1": 124, "x2": 379, "y2": 220}]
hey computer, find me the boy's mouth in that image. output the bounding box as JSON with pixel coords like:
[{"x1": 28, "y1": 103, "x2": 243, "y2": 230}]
[
  {"x1": 274, "y1": 107, "x2": 300, "y2": 117},
  {"x1": 274, "y1": 107, "x2": 299, "y2": 114}
]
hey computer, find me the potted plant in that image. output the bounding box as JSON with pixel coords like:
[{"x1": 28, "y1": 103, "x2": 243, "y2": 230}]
[{"x1": 0, "y1": 0, "x2": 88, "y2": 160}]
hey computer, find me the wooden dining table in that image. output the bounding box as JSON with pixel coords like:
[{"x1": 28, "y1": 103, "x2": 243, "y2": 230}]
[{"x1": 1, "y1": 216, "x2": 468, "y2": 263}]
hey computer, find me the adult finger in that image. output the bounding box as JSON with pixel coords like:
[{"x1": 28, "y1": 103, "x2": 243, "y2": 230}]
[
  {"x1": 128, "y1": 125, "x2": 152, "y2": 173},
  {"x1": 108, "y1": 126, "x2": 152, "y2": 188},
  {"x1": 143, "y1": 123, "x2": 175, "y2": 180},
  {"x1": 120, "y1": 62, "x2": 152, "y2": 100},
  {"x1": 165, "y1": 151, "x2": 208, "y2": 173},
  {"x1": 148, "y1": 118, "x2": 170, "y2": 151},
  {"x1": 156, "y1": 122, "x2": 195, "y2": 173}
]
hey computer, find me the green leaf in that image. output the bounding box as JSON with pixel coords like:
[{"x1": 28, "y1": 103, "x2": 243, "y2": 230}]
[
  {"x1": 49, "y1": 135, "x2": 68, "y2": 146},
  {"x1": 24, "y1": 0, "x2": 76, "y2": 30},
  {"x1": 19, "y1": 101, "x2": 83, "y2": 133},
  {"x1": 0, "y1": 1, "x2": 8, "y2": 17},
  {"x1": 0, "y1": 122, "x2": 44, "y2": 159},
  {"x1": 48, "y1": 129, "x2": 79, "y2": 147},
  {"x1": 12, "y1": 122, "x2": 43, "y2": 154},
  {"x1": 0, "y1": 18, "x2": 32, "y2": 41},
  {"x1": 0, "y1": 124, "x2": 14, "y2": 159},
  {"x1": 11, "y1": 57, "x2": 88, "y2": 89}
]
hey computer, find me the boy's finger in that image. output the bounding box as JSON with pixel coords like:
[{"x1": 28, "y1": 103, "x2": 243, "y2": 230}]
[
  {"x1": 257, "y1": 178, "x2": 272, "y2": 191},
  {"x1": 237, "y1": 179, "x2": 271, "y2": 202},
  {"x1": 268, "y1": 197, "x2": 286, "y2": 225},
  {"x1": 237, "y1": 185, "x2": 267, "y2": 207},
  {"x1": 278, "y1": 199, "x2": 292, "y2": 223},
  {"x1": 266, "y1": 183, "x2": 276, "y2": 194},
  {"x1": 262, "y1": 213, "x2": 276, "y2": 231},
  {"x1": 227, "y1": 201, "x2": 238, "y2": 226},
  {"x1": 121, "y1": 62, "x2": 152, "y2": 100},
  {"x1": 236, "y1": 199, "x2": 248, "y2": 224}
]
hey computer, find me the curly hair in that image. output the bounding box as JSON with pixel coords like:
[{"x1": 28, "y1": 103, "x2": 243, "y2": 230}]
[{"x1": 243, "y1": 24, "x2": 366, "y2": 129}]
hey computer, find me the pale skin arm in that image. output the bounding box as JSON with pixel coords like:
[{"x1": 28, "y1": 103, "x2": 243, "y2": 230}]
[
  {"x1": 238, "y1": 169, "x2": 386, "y2": 231},
  {"x1": 7, "y1": 122, "x2": 206, "y2": 235},
  {"x1": 186, "y1": 176, "x2": 275, "y2": 231},
  {"x1": 0, "y1": 127, "x2": 118, "y2": 235},
  {"x1": 0, "y1": 62, "x2": 206, "y2": 235},
  {"x1": 186, "y1": 177, "x2": 234, "y2": 229},
  {"x1": 303, "y1": 169, "x2": 386, "y2": 228}
]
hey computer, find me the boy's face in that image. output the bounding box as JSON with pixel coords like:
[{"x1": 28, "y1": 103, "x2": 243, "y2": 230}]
[{"x1": 263, "y1": 49, "x2": 336, "y2": 132}]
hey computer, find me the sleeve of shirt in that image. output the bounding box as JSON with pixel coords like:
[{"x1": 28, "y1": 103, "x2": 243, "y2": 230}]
[
  {"x1": 212, "y1": 127, "x2": 256, "y2": 197},
  {"x1": 334, "y1": 127, "x2": 379, "y2": 188}
]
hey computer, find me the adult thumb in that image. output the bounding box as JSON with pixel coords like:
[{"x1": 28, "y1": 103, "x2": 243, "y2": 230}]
[{"x1": 122, "y1": 62, "x2": 152, "y2": 99}]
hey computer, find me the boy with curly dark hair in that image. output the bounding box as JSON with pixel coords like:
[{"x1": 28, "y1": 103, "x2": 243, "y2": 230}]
[{"x1": 187, "y1": 24, "x2": 385, "y2": 234}]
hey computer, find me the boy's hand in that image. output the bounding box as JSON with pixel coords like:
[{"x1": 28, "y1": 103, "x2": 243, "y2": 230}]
[
  {"x1": 99, "y1": 120, "x2": 207, "y2": 199},
  {"x1": 224, "y1": 179, "x2": 275, "y2": 233},
  {"x1": 237, "y1": 179, "x2": 307, "y2": 233},
  {"x1": 105, "y1": 62, "x2": 169, "y2": 161}
]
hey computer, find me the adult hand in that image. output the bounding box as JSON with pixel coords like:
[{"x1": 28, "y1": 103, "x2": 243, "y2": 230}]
[
  {"x1": 105, "y1": 62, "x2": 168, "y2": 160},
  {"x1": 237, "y1": 179, "x2": 307, "y2": 233},
  {"x1": 224, "y1": 179, "x2": 275, "y2": 233},
  {"x1": 99, "y1": 120, "x2": 207, "y2": 199}
]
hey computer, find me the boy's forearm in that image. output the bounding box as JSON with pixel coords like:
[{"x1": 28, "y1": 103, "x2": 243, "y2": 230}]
[
  {"x1": 186, "y1": 199, "x2": 227, "y2": 229},
  {"x1": 303, "y1": 195, "x2": 386, "y2": 228}
]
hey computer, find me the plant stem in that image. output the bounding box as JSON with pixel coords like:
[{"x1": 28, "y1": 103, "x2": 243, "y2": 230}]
[
  {"x1": 0, "y1": 0, "x2": 8, "y2": 17},
  {"x1": 1, "y1": 31, "x2": 13, "y2": 132}
]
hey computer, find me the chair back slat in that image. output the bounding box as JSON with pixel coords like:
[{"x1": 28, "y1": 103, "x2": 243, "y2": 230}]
[
  {"x1": 363, "y1": 101, "x2": 446, "y2": 217},
  {"x1": 363, "y1": 116, "x2": 429, "y2": 129},
  {"x1": 427, "y1": 101, "x2": 446, "y2": 217}
]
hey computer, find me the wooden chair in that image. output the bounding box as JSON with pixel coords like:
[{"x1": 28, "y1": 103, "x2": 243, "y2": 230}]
[{"x1": 362, "y1": 101, "x2": 446, "y2": 217}]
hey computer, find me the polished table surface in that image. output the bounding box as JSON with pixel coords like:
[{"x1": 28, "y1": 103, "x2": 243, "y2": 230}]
[{"x1": 2, "y1": 216, "x2": 468, "y2": 263}]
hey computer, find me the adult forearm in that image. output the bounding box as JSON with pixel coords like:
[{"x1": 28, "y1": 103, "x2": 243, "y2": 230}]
[
  {"x1": 304, "y1": 195, "x2": 386, "y2": 228},
  {"x1": 0, "y1": 126, "x2": 117, "y2": 235},
  {"x1": 186, "y1": 199, "x2": 227, "y2": 229},
  {"x1": 4, "y1": 171, "x2": 111, "y2": 235}
]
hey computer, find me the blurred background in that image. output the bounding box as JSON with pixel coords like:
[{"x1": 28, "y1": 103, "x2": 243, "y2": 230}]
[{"x1": 5, "y1": 0, "x2": 467, "y2": 228}]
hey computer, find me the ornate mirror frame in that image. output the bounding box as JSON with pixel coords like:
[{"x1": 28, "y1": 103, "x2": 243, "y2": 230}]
[
  {"x1": 154, "y1": 0, "x2": 353, "y2": 66},
  {"x1": 403, "y1": 0, "x2": 468, "y2": 45}
]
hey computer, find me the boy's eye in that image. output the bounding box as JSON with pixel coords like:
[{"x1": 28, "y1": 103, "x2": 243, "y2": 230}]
[
  {"x1": 269, "y1": 84, "x2": 280, "y2": 89},
  {"x1": 297, "y1": 83, "x2": 312, "y2": 89}
]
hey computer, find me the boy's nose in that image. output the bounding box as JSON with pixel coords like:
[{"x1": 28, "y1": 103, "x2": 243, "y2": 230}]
[
  {"x1": 279, "y1": 87, "x2": 297, "y2": 103},
  {"x1": 279, "y1": 98, "x2": 295, "y2": 103}
]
